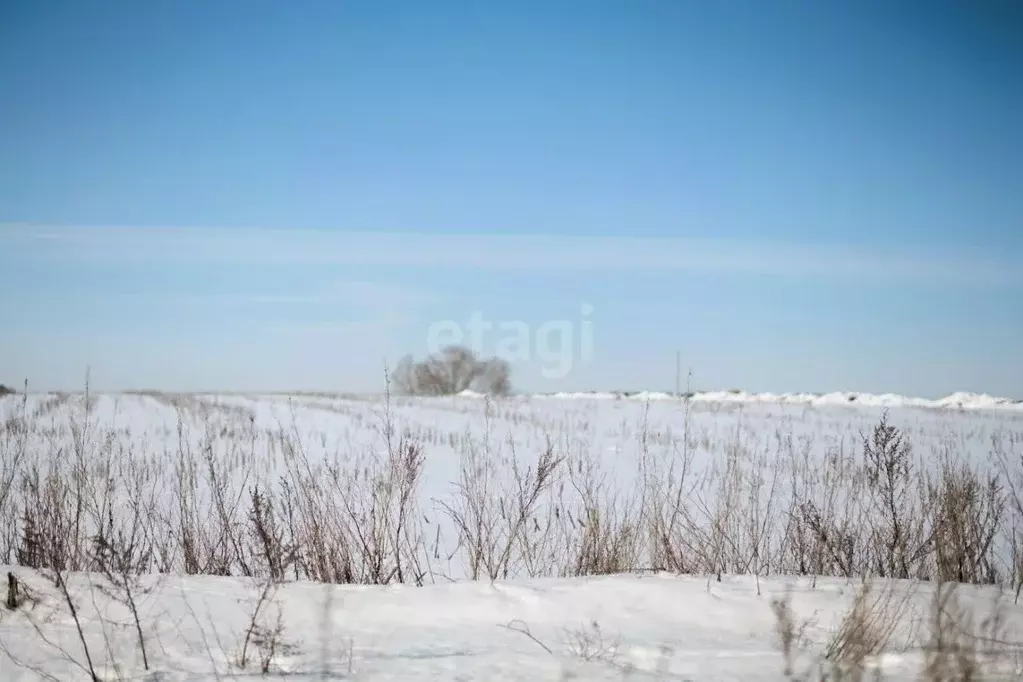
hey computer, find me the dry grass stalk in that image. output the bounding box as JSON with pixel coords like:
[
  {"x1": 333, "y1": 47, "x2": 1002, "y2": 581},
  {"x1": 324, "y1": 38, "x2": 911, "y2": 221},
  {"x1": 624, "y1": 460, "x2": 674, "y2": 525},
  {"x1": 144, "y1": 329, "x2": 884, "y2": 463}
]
[{"x1": 821, "y1": 581, "x2": 911, "y2": 677}]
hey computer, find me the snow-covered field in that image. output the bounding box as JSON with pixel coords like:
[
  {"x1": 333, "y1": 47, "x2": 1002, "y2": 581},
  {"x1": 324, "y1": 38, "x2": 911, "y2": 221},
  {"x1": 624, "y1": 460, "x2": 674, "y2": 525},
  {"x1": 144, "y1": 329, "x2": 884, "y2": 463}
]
[{"x1": 1, "y1": 391, "x2": 1023, "y2": 680}]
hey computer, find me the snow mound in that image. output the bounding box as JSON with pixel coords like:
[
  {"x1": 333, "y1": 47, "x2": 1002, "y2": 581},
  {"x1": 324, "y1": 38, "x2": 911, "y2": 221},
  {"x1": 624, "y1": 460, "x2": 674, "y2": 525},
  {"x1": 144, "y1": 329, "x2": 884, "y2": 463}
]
[
  {"x1": 456, "y1": 389, "x2": 487, "y2": 398},
  {"x1": 935, "y1": 392, "x2": 1021, "y2": 409},
  {"x1": 504, "y1": 390, "x2": 1022, "y2": 411}
]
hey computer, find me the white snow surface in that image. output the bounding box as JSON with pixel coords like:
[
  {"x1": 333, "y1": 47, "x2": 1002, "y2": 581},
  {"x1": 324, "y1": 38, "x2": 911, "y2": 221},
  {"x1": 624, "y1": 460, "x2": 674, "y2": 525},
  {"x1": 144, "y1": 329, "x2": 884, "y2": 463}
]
[
  {"x1": 2, "y1": 569, "x2": 1022, "y2": 681},
  {"x1": 530, "y1": 390, "x2": 1022, "y2": 411},
  {"x1": 1, "y1": 390, "x2": 1023, "y2": 679}
]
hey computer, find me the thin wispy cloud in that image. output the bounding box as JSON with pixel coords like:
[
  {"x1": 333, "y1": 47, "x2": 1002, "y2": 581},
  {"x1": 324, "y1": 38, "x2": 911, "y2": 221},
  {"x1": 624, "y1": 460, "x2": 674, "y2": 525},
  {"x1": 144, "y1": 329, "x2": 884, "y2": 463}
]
[
  {"x1": 8, "y1": 275, "x2": 442, "y2": 317},
  {"x1": 3, "y1": 223, "x2": 1018, "y2": 287},
  {"x1": 263, "y1": 315, "x2": 417, "y2": 337},
  {"x1": 97, "y1": 280, "x2": 441, "y2": 308}
]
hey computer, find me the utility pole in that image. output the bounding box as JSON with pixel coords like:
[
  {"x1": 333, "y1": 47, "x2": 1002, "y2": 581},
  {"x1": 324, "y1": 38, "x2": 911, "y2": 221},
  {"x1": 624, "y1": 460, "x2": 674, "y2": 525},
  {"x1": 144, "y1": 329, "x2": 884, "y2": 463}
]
[{"x1": 675, "y1": 350, "x2": 681, "y2": 397}]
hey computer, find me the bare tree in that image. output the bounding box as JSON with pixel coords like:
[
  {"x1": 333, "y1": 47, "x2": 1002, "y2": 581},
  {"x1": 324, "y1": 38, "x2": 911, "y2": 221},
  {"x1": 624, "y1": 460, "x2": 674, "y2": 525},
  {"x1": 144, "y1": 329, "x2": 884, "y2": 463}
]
[
  {"x1": 393, "y1": 346, "x2": 512, "y2": 396},
  {"x1": 435, "y1": 346, "x2": 480, "y2": 394},
  {"x1": 473, "y1": 357, "x2": 512, "y2": 396}
]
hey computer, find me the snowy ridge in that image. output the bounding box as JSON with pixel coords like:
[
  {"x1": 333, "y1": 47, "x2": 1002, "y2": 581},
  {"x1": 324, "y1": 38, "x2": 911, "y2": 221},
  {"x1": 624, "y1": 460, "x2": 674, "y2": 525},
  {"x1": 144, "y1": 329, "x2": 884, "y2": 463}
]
[
  {"x1": 3, "y1": 390, "x2": 1018, "y2": 411},
  {"x1": 2, "y1": 568, "x2": 1021, "y2": 681},
  {"x1": 454, "y1": 389, "x2": 1023, "y2": 411}
]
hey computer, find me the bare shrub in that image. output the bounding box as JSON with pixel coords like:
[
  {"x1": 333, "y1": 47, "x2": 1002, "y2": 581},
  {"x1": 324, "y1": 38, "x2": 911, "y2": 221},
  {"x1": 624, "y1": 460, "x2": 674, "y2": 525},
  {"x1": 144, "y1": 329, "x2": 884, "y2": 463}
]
[
  {"x1": 277, "y1": 429, "x2": 356, "y2": 584},
  {"x1": 920, "y1": 581, "x2": 1023, "y2": 681},
  {"x1": 447, "y1": 440, "x2": 562, "y2": 580},
  {"x1": 499, "y1": 618, "x2": 632, "y2": 677},
  {"x1": 0, "y1": 386, "x2": 29, "y2": 560},
  {"x1": 170, "y1": 419, "x2": 252, "y2": 577},
  {"x1": 335, "y1": 434, "x2": 428, "y2": 585},
  {"x1": 822, "y1": 581, "x2": 912, "y2": 676},
  {"x1": 773, "y1": 581, "x2": 916, "y2": 682},
  {"x1": 679, "y1": 441, "x2": 756, "y2": 579},
  {"x1": 394, "y1": 346, "x2": 512, "y2": 396},
  {"x1": 278, "y1": 399, "x2": 429, "y2": 585},
  {"x1": 90, "y1": 502, "x2": 160, "y2": 671},
  {"x1": 439, "y1": 400, "x2": 563, "y2": 580},
  {"x1": 246, "y1": 484, "x2": 293, "y2": 583},
  {"x1": 928, "y1": 456, "x2": 1004, "y2": 585},
  {"x1": 860, "y1": 410, "x2": 932, "y2": 580},
  {"x1": 475, "y1": 356, "x2": 512, "y2": 396},
  {"x1": 994, "y1": 433, "x2": 1023, "y2": 601},
  {"x1": 643, "y1": 397, "x2": 699, "y2": 574},
  {"x1": 786, "y1": 442, "x2": 865, "y2": 580},
  {"x1": 772, "y1": 587, "x2": 816, "y2": 677},
  {"x1": 560, "y1": 451, "x2": 643, "y2": 577},
  {"x1": 237, "y1": 578, "x2": 288, "y2": 673},
  {"x1": 3, "y1": 383, "x2": 1019, "y2": 596},
  {"x1": 561, "y1": 619, "x2": 622, "y2": 664}
]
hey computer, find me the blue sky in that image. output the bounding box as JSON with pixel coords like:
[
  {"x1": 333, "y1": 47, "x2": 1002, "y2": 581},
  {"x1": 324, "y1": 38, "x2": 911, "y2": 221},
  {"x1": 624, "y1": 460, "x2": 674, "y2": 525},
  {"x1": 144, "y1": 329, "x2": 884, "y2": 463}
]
[{"x1": 1, "y1": 0, "x2": 1021, "y2": 396}]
